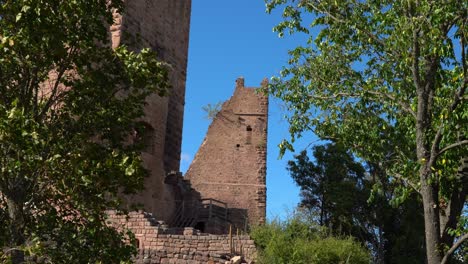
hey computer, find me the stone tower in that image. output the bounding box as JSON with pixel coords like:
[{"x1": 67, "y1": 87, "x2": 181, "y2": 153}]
[
  {"x1": 185, "y1": 78, "x2": 268, "y2": 229},
  {"x1": 111, "y1": 0, "x2": 191, "y2": 221}
]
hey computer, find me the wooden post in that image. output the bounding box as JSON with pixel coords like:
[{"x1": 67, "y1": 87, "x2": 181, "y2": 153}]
[
  {"x1": 182, "y1": 200, "x2": 185, "y2": 217},
  {"x1": 237, "y1": 228, "x2": 240, "y2": 254},
  {"x1": 229, "y1": 225, "x2": 233, "y2": 254},
  {"x1": 209, "y1": 199, "x2": 212, "y2": 220},
  {"x1": 224, "y1": 203, "x2": 228, "y2": 220}
]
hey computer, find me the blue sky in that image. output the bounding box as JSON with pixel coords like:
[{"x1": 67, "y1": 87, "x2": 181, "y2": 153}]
[{"x1": 181, "y1": 1, "x2": 317, "y2": 220}]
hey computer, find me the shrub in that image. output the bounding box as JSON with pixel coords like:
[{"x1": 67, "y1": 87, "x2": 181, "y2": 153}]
[{"x1": 251, "y1": 214, "x2": 370, "y2": 264}]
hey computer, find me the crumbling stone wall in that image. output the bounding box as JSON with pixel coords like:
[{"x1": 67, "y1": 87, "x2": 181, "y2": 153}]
[
  {"x1": 107, "y1": 211, "x2": 257, "y2": 264},
  {"x1": 111, "y1": 0, "x2": 192, "y2": 221},
  {"x1": 110, "y1": 1, "x2": 268, "y2": 234},
  {"x1": 185, "y1": 78, "x2": 268, "y2": 229}
]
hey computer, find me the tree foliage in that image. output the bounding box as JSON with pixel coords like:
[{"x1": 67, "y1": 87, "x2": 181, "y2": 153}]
[
  {"x1": 287, "y1": 143, "x2": 366, "y2": 232},
  {"x1": 264, "y1": 1, "x2": 467, "y2": 263},
  {"x1": 288, "y1": 143, "x2": 426, "y2": 263},
  {"x1": 0, "y1": 0, "x2": 169, "y2": 262}
]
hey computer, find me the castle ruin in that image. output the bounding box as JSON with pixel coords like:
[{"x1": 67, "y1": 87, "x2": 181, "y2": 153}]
[
  {"x1": 110, "y1": 0, "x2": 268, "y2": 232},
  {"x1": 111, "y1": 0, "x2": 191, "y2": 221},
  {"x1": 109, "y1": 0, "x2": 268, "y2": 262},
  {"x1": 109, "y1": 77, "x2": 268, "y2": 263},
  {"x1": 185, "y1": 78, "x2": 268, "y2": 230}
]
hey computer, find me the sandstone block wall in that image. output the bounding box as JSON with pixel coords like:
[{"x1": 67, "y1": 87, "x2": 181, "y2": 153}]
[
  {"x1": 111, "y1": 0, "x2": 192, "y2": 221},
  {"x1": 185, "y1": 78, "x2": 268, "y2": 229},
  {"x1": 107, "y1": 210, "x2": 257, "y2": 264}
]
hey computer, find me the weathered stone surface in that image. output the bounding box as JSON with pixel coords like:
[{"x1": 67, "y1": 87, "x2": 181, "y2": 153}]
[
  {"x1": 113, "y1": 0, "x2": 192, "y2": 222},
  {"x1": 108, "y1": 211, "x2": 257, "y2": 263},
  {"x1": 185, "y1": 78, "x2": 268, "y2": 229},
  {"x1": 42, "y1": 0, "x2": 265, "y2": 262},
  {"x1": 111, "y1": 0, "x2": 268, "y2": 237}
]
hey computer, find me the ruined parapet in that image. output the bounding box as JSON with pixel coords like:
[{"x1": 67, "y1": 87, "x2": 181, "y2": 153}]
[
  {"x1": 185, "y1": 78, "x2": 268, "y2": 230},
  {"x1": 111, "y1": 0, "x2": 192, "y2": 221},
  {"x1": 106, "y1": 210, "x2": 257, "y2": 263}
]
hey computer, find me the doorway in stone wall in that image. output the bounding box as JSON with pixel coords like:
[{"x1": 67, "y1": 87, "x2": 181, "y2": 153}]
[{"x1": 194, "y1": 221, "x2": 206, "y2": 233}]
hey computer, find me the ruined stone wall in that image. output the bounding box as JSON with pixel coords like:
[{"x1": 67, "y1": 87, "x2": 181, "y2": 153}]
[
  {"x1": 185, "y1": 78, "x2": 268, "y2": 228},
  {"x1": 111, "y1": 0, "x2": 191, "y2": 221},
  {"x1": 133, "y1": 235, "x2": 255, "y2": 264},
  {"x1": 107, "y1": 211, "x2": 257, "y2": 264}
]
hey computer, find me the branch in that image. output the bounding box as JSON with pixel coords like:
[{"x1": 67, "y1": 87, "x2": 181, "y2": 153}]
[
  {"x1": 437, "y1": 140, "x2": 468, "y2": 157},
  {"x1": 393, "y1": 172, "x2": 421, "y2": 195},
  {"x1": 38, "y1": 47, "x2": 77, "y2": 120},
  {"x1": 304, "y1": 2, "x2": 390, "y2": 52},
  {"x1": 429, "y1": 34, "x2": 467, "y2": 166},
  {"x1": 307, "y1": 90, "x2": 417, "y2": 118},
  {"x1": 307, "y1": 92, "x2": 358, "y2": 100},
  {"x1": 365, "y1": 90, "x2": 417, "y2": 119},
  {"x1": 39, "y1": 69, "x2": 67, "y2": 119},
  {"x1": 441, "y1": 233, "x2": 468, "y2": 264},
  {"x1": 2, "y1": 247, "x2": 23, "y2": 255},
  {"x1": 441, "y1": 173, "x2": 468, "y2": 249},
  {"x1": 461, "y1": 24, "x2": 467, "y2": 96},
  {"x1": 411, "y1": 24, "x2": 422, "y2": 92}
]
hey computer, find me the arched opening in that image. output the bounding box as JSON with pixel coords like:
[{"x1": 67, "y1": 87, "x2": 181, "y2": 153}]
[{"x1": 194, "y1": 222, "x2": 206, "y2": 233}]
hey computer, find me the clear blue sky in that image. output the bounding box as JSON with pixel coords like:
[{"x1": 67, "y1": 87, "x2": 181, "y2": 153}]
[{"x1": 181, "y1": 1, "x2": 317, "y2": 220}]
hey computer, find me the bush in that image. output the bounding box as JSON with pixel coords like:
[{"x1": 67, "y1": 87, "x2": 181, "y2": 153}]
[{"x1": 251, "y1": 214, "x2": 370, "y2": 264}]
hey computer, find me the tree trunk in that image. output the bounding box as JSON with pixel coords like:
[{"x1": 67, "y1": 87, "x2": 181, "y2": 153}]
[
  {"x1": 6, "y1": 195, "x2": 25, "y2": 264},
  {"x1": 420, "y1": 172, "x2": 442, "y2": 264}
]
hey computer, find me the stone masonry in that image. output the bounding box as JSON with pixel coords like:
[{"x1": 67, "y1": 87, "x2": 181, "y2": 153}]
[
  {"x1": 110, "y1": 1, "x2": 269, "y2": 234},
  {"x1": 185, "y1": 78, "x2": 268, "y2": 230},
  {"x1": 36, "y1": 0, "x2": 266, "y2": 262},
  {"x1": 111, "y1": 0, "x2": 192, "y2": 221},
  {"x1": 109, "y1": 2, "x2": 267, "y2": 262},
  {"x1": 107, "y1": 210, "x2": 257, "y2": 264}
]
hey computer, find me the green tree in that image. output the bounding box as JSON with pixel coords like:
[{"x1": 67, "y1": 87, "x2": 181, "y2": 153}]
[
  {"x1": 288, "y1": 143, "x2": 426, "y2": 263},
  {"x1": 264, "y1": 1, "x2": 467, "y2": 263},
  {"x1": 287, "y1": 143, "x2": 367, "y2": 233},
  {"x1": 0, "y1": 0, "x2": 169, "y2": 263}
]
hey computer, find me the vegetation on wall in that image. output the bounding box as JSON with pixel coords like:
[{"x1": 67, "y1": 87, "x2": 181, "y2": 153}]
[
  {"x1": 0, "y1": 0, "x2": 169, "y2": 263},
  {"x1": 202, "y1": 101, "x2": 223, "y2": 120}
]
